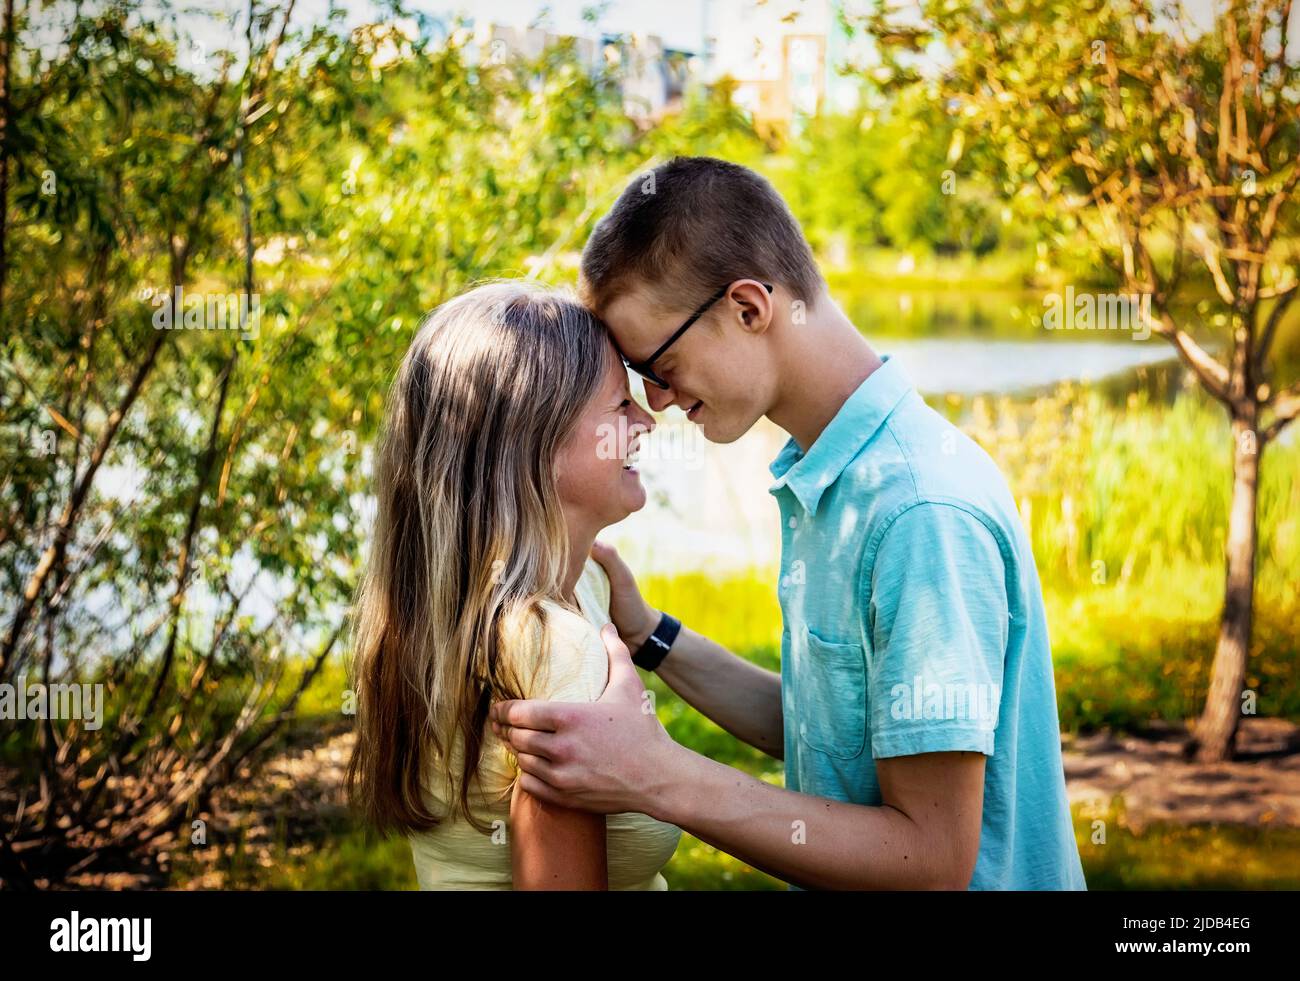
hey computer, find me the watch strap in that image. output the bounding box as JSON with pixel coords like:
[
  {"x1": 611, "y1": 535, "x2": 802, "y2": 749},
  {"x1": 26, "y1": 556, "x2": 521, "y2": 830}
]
[{"x1": 631, "y1": 612, "x2": 681, "y2": 671}]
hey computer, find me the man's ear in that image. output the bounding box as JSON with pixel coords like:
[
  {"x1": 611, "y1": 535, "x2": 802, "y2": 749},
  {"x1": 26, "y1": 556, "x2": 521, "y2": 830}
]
[{"x1": 729, "y1": 280, "x2": 775, "y2": 336}]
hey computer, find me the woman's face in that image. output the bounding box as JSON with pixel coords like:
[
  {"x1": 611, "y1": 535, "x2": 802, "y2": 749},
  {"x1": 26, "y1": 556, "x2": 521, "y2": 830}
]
[{"x1": 555, "y1": 340, "x2": 656, "y2": 531}]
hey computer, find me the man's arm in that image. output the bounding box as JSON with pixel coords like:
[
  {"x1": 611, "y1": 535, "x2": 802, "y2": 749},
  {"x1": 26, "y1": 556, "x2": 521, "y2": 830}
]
[
  {"x1": 654, "y1": 744, "x2": 985, "y2": 890},
  {"x1": 592, "y1": 541, "x2": 784, "y2": 759}
]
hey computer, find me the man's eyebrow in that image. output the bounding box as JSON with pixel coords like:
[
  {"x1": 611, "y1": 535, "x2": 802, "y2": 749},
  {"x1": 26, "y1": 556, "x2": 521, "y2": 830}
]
[
  {"x1": 609, "y1": 336, "x2": 638, "y2": 363},
  {"x1": 629, "y1": 330, "x2": 670, "y2": 366}
]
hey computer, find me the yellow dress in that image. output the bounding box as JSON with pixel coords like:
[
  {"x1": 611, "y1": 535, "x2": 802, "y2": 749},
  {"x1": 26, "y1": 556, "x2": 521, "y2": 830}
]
[{"x1": 407, "y1": 558, "x2": 683, "y2": 889}]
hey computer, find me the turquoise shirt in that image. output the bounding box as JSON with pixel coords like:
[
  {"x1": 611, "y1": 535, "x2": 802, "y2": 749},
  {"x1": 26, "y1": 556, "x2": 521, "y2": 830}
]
[{"x1": 769, "y1": 355, "x2": 1086, "y2": 890}]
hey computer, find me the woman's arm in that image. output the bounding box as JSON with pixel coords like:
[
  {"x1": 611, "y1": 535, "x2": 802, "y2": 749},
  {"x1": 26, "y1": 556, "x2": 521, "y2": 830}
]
[{"x1": 509, "y1": 778, "x2": 608, "y2": 889}]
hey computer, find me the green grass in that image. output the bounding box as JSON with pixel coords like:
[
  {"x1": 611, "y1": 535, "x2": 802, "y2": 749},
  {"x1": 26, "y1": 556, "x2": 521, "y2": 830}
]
[
  {"x1": 1047, "y1": 574, "x2": 1300, "y2": 729},
  {"x1": 170, "y1": 820, "x2": 419, "y2": 890},
  {"x1": 1075, "y1": 801, "x2": 1300, "y2": 890},
  {"x1": 662, "y1": 835, "x2": 787, "y2": 890},
  {"x1": 826, "y1": 248, "x2": 1040, "y2": 293},
  {"x1": 643, "y1": 385, "x2": 1300, "y2": 733}
]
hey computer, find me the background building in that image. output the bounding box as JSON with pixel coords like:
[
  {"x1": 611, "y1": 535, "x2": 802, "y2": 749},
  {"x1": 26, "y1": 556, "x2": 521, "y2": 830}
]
[{"x1": 433, "y1": 0, "x2": 862, "y2": 131}]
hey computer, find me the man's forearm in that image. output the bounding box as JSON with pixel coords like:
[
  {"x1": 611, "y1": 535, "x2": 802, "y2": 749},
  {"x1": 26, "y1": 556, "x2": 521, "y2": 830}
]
[
  {"x1": 646, "y1": 624, "x2": 784, "y2": 759},
  {"x1": 646, "y1": 745, "x2": 965, "y2": 890}
]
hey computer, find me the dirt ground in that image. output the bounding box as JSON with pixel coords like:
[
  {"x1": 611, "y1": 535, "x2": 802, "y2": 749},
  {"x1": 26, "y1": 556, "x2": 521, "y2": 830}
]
[{"x1": 1063, "y1": 718, "x2": 1300, "y2": 832}]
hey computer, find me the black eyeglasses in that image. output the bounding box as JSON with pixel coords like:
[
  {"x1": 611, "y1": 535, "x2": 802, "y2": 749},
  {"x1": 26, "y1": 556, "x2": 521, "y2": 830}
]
[{"x1": 623, "y1": 281, "x2": 774, "y2": 391}]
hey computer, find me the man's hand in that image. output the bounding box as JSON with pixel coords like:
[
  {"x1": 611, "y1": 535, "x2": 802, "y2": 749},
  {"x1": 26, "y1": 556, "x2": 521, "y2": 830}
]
[
  {"x1": 590, "y1": 540, "x2": 659, "y2": 650},
  {"x1": 491, "y1": 623, "x2": 685, "y2": 817}
]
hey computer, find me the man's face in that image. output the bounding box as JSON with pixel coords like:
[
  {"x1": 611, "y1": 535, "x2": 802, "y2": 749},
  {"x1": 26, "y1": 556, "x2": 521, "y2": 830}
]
[{"x1": 601, "y1": 284, "x2": 774, "y2": 444}]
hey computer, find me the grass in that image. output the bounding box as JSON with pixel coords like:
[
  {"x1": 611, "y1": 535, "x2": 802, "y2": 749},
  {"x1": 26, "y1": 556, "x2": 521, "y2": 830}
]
[
  {"x1": 1047, "y1": 574, "x2": 1300, "y2": 730},
  {"x1": 1075, "y1": 801, "x2": 1300, "y2": 890},
  {"x1": 826, "y1": 248, "x2": 1040, "y2": 294},
  {"x1": 644, "y1": 383, "x2": 1300, "y2": 731},
  {"x1": 170, "y1": 819, "x2": 420, "y2": 891}
]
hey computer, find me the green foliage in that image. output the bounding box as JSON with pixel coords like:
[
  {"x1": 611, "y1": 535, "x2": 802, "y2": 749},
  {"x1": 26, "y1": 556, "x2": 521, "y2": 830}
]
[
  {"x1": 0, "y1": 0, "x2": 759, "y2": 874},
  {"x1": 770, "y1": 89, "x2": 1005, "y2": 263}
]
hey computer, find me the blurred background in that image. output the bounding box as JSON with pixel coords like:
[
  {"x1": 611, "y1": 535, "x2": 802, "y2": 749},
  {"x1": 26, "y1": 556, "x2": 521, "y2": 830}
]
[{"x1": 2, "y1": 0, "x2": 1298, "y2": 890}]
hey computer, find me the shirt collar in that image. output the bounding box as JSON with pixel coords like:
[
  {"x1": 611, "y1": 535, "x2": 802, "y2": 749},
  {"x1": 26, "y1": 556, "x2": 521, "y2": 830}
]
[{"x1": 768, "y1": 354, "x2": 914, "y2": 516}]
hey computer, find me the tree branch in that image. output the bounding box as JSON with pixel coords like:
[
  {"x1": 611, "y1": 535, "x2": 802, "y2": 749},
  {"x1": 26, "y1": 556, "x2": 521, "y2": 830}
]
[
  {"x1": 1262, "y1": 381, "x2": 1300, "y2": 444},
  {"x1": 1151, "y1": 308, "x2": 1233, "y2": 408},
  {"x1": 0, "y1": 329, "x2": 167, "y2": 678},
  {"x1": 1256, "y1": 278, "x2": 1298, "y2": 373}
]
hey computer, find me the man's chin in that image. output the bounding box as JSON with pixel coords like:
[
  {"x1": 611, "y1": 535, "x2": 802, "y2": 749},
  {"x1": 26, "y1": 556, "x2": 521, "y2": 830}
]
[{"x1": 697, "y1": 415, "x2": 745, "y2": 445}]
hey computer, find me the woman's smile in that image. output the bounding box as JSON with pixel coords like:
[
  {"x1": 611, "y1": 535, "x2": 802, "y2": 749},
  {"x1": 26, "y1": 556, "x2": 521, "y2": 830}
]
[{"x1": 622, "y1": 435, "x2": 642, "y2": 474}]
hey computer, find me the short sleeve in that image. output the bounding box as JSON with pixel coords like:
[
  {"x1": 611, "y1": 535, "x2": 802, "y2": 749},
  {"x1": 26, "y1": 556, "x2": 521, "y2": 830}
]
[
  {"x1": 866, "y1": 502, "x2": 1009, "y2": 760},
  {"x1": 486, "y1": 604, "x2": 611, "y2": 797},
  {"x1": 516, "y1": 604, "x2": 610, "y2": 704}
]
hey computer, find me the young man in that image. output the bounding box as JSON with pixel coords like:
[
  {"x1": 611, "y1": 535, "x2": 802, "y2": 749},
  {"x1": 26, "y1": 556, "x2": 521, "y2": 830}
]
[{"x1": 491, "y1": 156, "x2": 1086, "y2": 890}]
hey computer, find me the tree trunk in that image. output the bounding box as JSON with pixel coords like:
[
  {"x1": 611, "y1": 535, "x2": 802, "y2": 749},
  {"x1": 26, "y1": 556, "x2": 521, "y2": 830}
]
[
  {"x1": 0, "y1": 0, "x2": 15, "y2": 313},
  {"x1": 1194, "y1": 414, "x2": 1260, "y2": 762}
]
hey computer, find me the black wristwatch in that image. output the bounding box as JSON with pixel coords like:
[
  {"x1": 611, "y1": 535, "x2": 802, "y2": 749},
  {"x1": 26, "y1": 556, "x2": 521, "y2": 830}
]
[{"x1": 631, "y1": 612, "x2": 681, "y2": 671}]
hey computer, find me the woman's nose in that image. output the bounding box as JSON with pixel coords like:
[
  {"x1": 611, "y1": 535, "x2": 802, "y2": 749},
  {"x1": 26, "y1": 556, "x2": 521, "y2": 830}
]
[{"x1": 631, "y1": 398, "x2": 657, "y2": 432}]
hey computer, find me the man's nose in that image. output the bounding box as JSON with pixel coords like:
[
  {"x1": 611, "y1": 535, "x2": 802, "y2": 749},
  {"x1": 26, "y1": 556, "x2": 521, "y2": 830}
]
[{"x1": 642, "y1": 379, "x2": 675, "y2": 413}]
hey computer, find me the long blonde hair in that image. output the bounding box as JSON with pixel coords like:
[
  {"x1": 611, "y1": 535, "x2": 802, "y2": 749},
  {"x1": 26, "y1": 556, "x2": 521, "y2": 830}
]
[{"x1": 346, "y1": 281, "x2": 612, "y2": 835}]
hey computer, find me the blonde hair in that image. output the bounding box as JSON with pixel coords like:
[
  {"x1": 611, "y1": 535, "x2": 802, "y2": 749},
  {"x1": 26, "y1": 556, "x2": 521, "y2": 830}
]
[{"x1": 345, "y1": 281, "x2": 612, "y2": 835}]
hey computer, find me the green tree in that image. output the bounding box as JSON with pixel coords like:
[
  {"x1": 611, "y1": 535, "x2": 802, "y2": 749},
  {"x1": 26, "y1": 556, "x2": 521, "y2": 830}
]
[
  {"x1": 859, "y1": 0, "x2": 1300, "y2": 761},
  {"x1": 0, "y1": 0, "x2": 753, "y2": 884}
]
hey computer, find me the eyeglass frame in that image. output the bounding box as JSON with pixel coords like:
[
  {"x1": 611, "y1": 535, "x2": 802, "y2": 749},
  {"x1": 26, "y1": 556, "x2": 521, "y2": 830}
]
[{"x1": 621, "y1": 281, "x2": 774, "y2": 391}]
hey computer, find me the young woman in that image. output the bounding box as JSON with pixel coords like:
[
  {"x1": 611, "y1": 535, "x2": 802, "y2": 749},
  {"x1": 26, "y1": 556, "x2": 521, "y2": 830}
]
[{"x1": 346, "y1": 281, "x2": 682, "y2": 889}]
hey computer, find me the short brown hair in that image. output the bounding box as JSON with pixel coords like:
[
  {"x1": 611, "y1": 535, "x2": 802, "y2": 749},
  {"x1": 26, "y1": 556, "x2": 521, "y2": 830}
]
[{"x1": 579, "y1": 156, "x2": 825, "y2": 316}]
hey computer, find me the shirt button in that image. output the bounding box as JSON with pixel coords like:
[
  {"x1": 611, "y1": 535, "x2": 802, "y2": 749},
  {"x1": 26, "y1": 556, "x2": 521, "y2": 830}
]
[
  {"x1": 799, "y1": 722, "x2": 808, "y2": 737},
  {"x1": 788, "y1": 515, "x2": 798, "y2": 529}
]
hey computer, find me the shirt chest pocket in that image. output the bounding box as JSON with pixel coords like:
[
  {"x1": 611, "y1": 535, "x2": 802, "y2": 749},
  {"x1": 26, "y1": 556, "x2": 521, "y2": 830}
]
[{"x1": 793, "y1": 623, "x2": 867, "y2": 760}]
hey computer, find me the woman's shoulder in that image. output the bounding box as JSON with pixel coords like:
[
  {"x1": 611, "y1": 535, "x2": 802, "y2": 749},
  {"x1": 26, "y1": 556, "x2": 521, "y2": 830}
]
[
  {"x1": 517, "y1": 598, "x2": 609, "y2": 703},
  {"x1": 577, "y1": 555, "x2": 611, "y2": 616}
]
